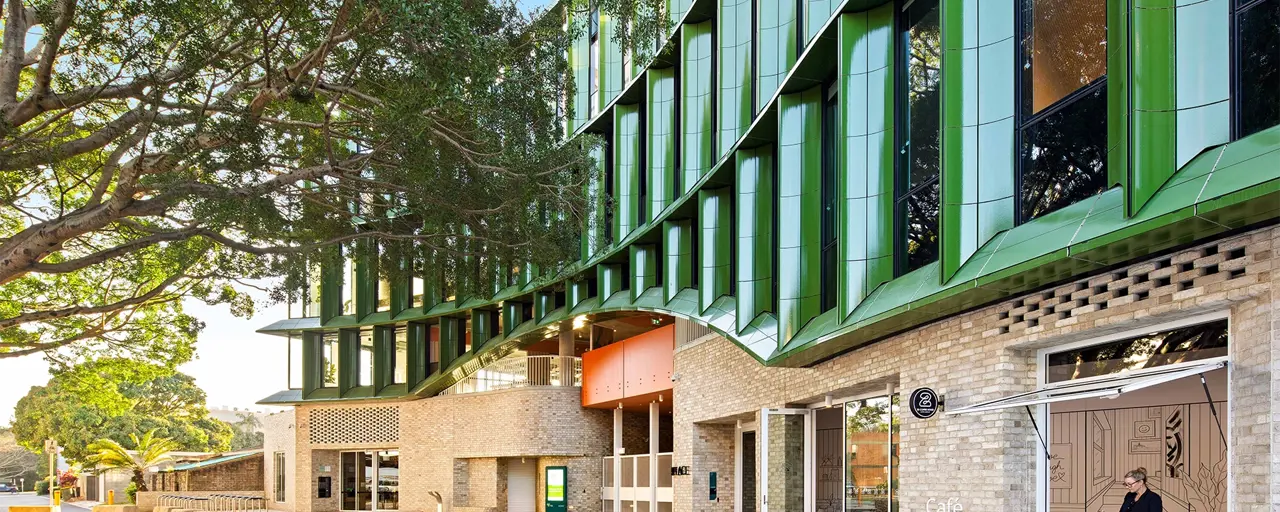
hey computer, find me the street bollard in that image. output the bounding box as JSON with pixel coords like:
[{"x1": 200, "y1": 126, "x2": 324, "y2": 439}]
[{"x1": 108, "y1": 490, "x2": 115, "y2": 505}]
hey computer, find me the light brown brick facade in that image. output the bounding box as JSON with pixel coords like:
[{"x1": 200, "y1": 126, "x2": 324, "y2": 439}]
[{"x1": 263, "y1": 226, "x2": 1279, "y2": 512}]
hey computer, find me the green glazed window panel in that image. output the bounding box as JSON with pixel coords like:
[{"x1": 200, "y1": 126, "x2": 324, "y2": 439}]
[
  {"x1": 663, "y1": 219, "x2": 694, "y2": 302},
  {"x1": 320, "y1": 248, "x2": 342, "y2": 322},
  {"x1": 405, "y1": 322, "x2": 428, "y2": 385},
  {"x1": 630, "y1": 244, "x2": 659, "y2": 302},
  {"x1": 615, "y1": 104, "x2": 643, "y2": 238},
  {"x1": 683, "y1": 22, "x2": 715, "y2": 192},
  {"x1": 649, "y1": 68, "x2": 678, "y2": 219},
  {"x1": 669, "y1": 0, "x2": 693, "y2": 24},
  {"x1": 597, "y1": 263, "x2": 623, "y2": 302},
  {"x1": 976, "y1": 39, "x2": 1015, "y2": 126},
  {"x1": 602, "y1": 14, "x2": 624, "y2": 105},
  {"x1": 355, "y1": 241, "x2": 377, "y2": 319},
  {"x1": 758, "y1": 0, "x2": 798, "y2": 109},
  {"x1": 568, "y1": 278, "x2": 592, "y2": 309},
  {"x1": 838, "y1": 7, "x2": 896, "y2": 318},
  {"x1": 807, "y1": 0, "x2": 836, "y2": 42},
  {"x1": 1176, "y1": 101, "x2": 1231, "y2": 171},
  {"x1": 438, "y1": 317, "x2": 461, "y2": 368},
  {"x1": 941, "y1": 0, "x2": 979, "y2": 51},
  {"x1": 1173, "y1": 0, "x2": 1230, "y2": 170},
  {"x1": 534, "y1": 290, "x2": 555, "y2": 321},
  {"x1": 1128, "y1": 0, "x2": 1177, "y2": 216},
  {"x1": 736, "y1": 146, "x2": 776, "y2": 332},
  {"x1": 338, "y1": 330, "x2": 361, "y2": 393},
  {"x1": 699, "y1": 188, "x2": 734, "y2": 313},
  {"x1": 501, "y1": 302, "x2": 523, "y2": 337},
  {"x1": 977, "y1": 0, "x2": 1014, "y2": 46},
  {"x1": 571, "y1": 28, "x2": 591, "y2": 131},
  {"x1": 720, "y1": 0, "x2": 754, "y2": 155},
  {"x1": 583, "y1": 145, "x2": 608, "y2": 259},
  {"x1": 777, "y1": 88, "x2": 823, "y2": 343},
  {"x1": 1108, "y1": 0, "x2": 1131, "y2": 190},
  {"x1": 372, "y1": 325, "x2": 393, "y2": 390}
]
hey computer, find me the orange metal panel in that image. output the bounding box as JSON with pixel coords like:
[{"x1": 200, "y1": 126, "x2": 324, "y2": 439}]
[
  {"x1": 582, "y1": 339, "x2": 625, "y2": 406},
  {"x1": 582, "y1": 324, "x2": 674, "y2": 408},
  {"x1": 622, "y1": 324, "x2": 674, "y2": 398}
]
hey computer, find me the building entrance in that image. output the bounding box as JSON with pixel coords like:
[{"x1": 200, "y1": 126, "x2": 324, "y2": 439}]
[{"x1": 340, "y1": 450, "x2": 400, "y2": 512}]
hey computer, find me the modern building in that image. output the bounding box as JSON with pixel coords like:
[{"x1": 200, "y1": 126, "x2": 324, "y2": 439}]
[{"x1": 255, "y1": 0, "x2": 1280, "y2": 511}]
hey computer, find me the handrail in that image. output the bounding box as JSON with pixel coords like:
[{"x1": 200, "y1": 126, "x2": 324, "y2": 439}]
[{"x1": 439, "y1": 353, "x2": 583, "y2": 395}]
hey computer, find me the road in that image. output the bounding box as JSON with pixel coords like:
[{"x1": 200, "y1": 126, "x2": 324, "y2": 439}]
[{"x1": 0, "y1": 494, "x2": 93, "y2": 512}]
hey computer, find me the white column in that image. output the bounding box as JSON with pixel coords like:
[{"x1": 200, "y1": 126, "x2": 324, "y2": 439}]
[
  {"x1": 614, "y1": 406, "x2": 623, "y2": 512},
  {"x1": 649, "y1": 400, "x2": 660, "y2": 512}
]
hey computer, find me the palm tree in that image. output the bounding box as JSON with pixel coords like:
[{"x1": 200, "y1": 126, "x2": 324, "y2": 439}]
[{"x1": 86, "y1": 430, "x2": 180, "y2": 492}]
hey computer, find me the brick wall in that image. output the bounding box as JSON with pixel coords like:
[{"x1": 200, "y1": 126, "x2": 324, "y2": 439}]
[
  {"x1": 280, "y1": 386, "x2": 613, "y2": 512},
  {"x1": 671, "y1": 227, "x2": 1279, "y2": 512},
  {"x1": 183, "y1": 457, "x2": 264, "y2": 491},
  {"x1": 262, "y1": 409, "x2": 296, "y2": 512}
]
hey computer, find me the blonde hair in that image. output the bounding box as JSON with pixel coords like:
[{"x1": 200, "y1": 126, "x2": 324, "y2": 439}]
[{"x1": 1125, "y1": 467, "x2": 1148, "y2": 483}]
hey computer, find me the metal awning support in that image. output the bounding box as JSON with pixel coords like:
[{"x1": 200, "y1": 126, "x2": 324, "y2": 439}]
[
  {"x1": 946, "y1": 358, "x2": 1228, "y2": 415},
  {"x1": 1199, "y1": 373, "x2": 1228, "y2": 445},
  {"x1": 1026, "y1": 406, "x2": 1051, "y2": 461}
]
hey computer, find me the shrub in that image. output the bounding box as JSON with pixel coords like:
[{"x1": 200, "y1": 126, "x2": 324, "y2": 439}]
[
  {"x1": 125, "y1": 481, "x2": 138, "y2": 504},
  {"x1": 35, "y1": 480, "x2": 49, "y2": 495}
]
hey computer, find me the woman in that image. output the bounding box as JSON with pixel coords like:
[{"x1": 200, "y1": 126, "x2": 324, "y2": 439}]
[{"x1": 1119, "y1": 467, "x2": 1163, "y2": 512}]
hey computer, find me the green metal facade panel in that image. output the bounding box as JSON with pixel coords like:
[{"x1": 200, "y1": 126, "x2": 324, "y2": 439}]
[
  {"x1": 837, "y1": 7, "x2": 896, "y2": 320},
  {"x1": 683, "y1": 22, "x2": 714, "y2": 191},
  {"x1": 273, "y1": 0, "x2": 1280, "y2": 405},
  {"x1": 735, "y1": 145, "x2": 775, "y2": 334},
  {"x1": 406, "y1": 322, "x2": 428, "y2": 385},
  {"x1": 719, "y1": 0, "x2": 754, "y2": 156},
  {"x1": 355, "y1": 241, "x2": 376, "y2": 319},
  {"x1": 630, "y1": 244, "x2": 659, "y2": 302},
  {"x1": 373, "y1": 325, "x2": 393, "y2": 391},
  {"x1": 663, "y1": 219, "x2": 694, "y2": 301},
  {"x1": 583, "y1": 145, "x2": 608, "y2": 259},
  {"x1": 1108, "y1": 0, "x2": 1131, "y2": 191},
  {"x1": 939, "y1": 0, "x2": 1016, "y2": 281},
  {"x1": 1173, "y1": 0, "x2": 1230, "y2": 170},
  {"x1": 568, "y1": 278, "x2": 592, "y2": 309},
  {"x1": 1130, "y1": 0, "x2": 1176, "y2": 213},
  {"x1": 807, "y1": 0, "x2": 836, "y2": 41},
  {"x1": 699, "y1": 188, "x2": 733, "y2": 313},
  {"x1": 571, "y1": 20, "x2": 591, "y2": 132},
  {"x1": 649, "y1": 68, "x2": 679, "y2": 220},
  {"x1": 777, "y1": 88, "x2": 823, "y2": 343},
  {"x1": 615, "y1": 104, "x2": 643, "y2": 238},
  {"x1": 602, "y1": 14, "x2": 624, "y2": 106},
  {"x1": 758, "y1": 0, "x2": 798, "y2": 109}
]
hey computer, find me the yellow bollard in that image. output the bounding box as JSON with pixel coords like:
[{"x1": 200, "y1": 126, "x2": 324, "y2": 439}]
[
  {"x1": 52, "y1": 488, "x2": 61, "y2": 506},
  {"x1": 108, "y1": 490, "x2": 115, "y2": 505}
]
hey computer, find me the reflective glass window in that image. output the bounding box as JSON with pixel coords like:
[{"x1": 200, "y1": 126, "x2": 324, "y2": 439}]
[
  {"x1": 845, "y1": 395, "x2": 900, "y2": 511},
  {"x1": 821, "y1": 80, "x2": 839, "y2": 311},
  {"x1": 322, "y1": 333, "x2": 340, "y2": 388},
  {"x1": 360, "y1": 331, "x2": 374, "y2": 387},
  {"x1": 1018, "y1": 86, "x2": 1109, "y2": 221},
  {"x1": 896, "y1": 0, "x2": 941, "y2": 275},
  {"x1": 1046, "y1": 320, "x2": 1228, "y2": 383},
  {"x1": 377, "y1": 451, "x2": 399, "y2": 510},
  {"x1": 1020, "y1": 0, "x2": 1107, "y2": 114},
  {"x1": 1236, "y1": 0, "x2": 1280, "y2": 138},
  {"x1": 1017, "y1": 0, "x2": 1108, "y2": 222},
  {"x1": 393, "y1": 328, "x2": 408, "y2": 385}
]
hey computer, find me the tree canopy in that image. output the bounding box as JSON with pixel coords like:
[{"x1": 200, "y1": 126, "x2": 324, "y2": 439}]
[
  {"x1": 11, "y1": 359, "x2": 232, "y2": 464},
  {"x1": 0, "y1": 0, "x2": 668, "y2": 364}
]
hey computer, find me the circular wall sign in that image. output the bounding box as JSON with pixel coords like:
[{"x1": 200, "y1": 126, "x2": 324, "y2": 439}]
[{"x1": 909, "y1": 387, "x2": 941, "y2": 419}]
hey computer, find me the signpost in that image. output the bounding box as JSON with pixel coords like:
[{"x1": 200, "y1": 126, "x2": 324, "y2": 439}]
[
  {"x1": 909, "y1": 388, "x2": 941, "y2": 419},
  {"x1": 545, "y1": 466, "x2": 567, "y2": 512}
]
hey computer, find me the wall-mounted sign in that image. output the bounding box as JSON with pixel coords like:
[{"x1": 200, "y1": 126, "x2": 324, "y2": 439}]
[
  {"x1": 671, "y1": 465, "x2": 691, "y2": 476},
  {"x1": 910, "y1": 387, "x2": 941, "y2": 419},
  {"x1": 546, "y1": 466, "x2": 567, "y2": 512}
]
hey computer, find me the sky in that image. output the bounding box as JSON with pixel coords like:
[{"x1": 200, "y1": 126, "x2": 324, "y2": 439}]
[{"x1": 0, "y1": 294, "x2": 289, "y2": 427}]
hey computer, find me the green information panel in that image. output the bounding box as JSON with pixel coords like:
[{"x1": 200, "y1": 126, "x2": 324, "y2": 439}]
[{"x1": 546, "y1": 466, "x2": 568, "y2": 512}]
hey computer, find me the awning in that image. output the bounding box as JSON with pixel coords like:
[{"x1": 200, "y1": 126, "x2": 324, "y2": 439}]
[{"x1": 946, "y1": 357, "x2": 1228, "y2": 416}]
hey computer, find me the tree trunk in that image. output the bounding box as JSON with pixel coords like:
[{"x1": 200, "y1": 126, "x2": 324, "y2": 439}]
[{"x1": 133, "y1": 470, "x2": 148, "y2": 492}]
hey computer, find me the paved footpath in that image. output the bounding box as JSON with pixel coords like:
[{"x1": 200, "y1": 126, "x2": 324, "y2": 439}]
[{"x1": 0, "y1": 494, "x2": 93, "y2": 512}]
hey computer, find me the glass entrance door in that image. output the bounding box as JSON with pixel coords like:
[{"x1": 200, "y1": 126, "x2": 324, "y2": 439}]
[
  {"x1": 341, "y1": 451, "x2": 400, "y2": 512},
  {"x1": 761, "y1": 408, "x2": 811, "y2": 512}
]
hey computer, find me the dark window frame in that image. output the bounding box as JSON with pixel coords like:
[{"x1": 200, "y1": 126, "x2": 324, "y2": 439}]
[
  {"x1": 1231, "y1": 0, "x2": 1280, "y2": 140},
  {"x1": 893, "y1": 0, "x2": 942, "y2": 277},
  {"x1": 1013, "y1": 0, "x2": 1110, "y2": 224},
  {"x1": 820, "y1": 76, "x2": 839, "y2": 312}
]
